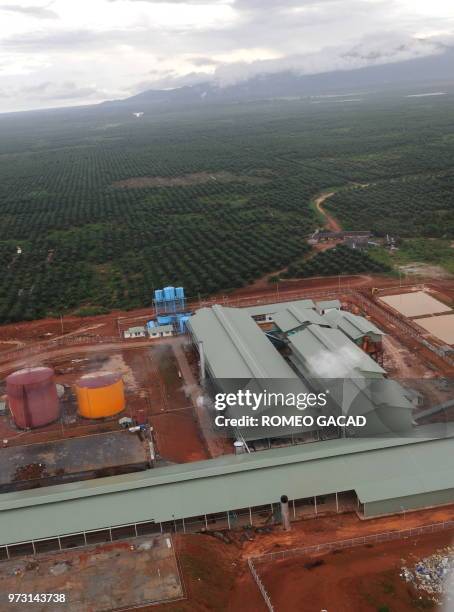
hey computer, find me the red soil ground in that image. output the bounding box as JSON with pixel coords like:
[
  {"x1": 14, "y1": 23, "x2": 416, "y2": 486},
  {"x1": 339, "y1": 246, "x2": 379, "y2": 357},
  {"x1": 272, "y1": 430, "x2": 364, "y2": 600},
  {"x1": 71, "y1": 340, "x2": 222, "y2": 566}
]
[
  {"x1": 0, "y1": 342, "x2": 208, "y2": 464},
  {"x1": 0, "y1": 276, "x2": 399, "y2": 350},
  {"x1": 259, "y1": 529, "x2": 454, "y2": 612},
  {"x1": 149, "y1": 505, "x2": 454, "y2": 612}
]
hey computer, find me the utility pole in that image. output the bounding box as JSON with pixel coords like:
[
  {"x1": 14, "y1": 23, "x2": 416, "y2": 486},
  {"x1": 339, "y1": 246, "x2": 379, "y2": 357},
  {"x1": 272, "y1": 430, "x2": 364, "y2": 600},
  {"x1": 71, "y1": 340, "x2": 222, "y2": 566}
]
[{"x1": 60, "y1": 314, "x2": 64, "y2": 335}]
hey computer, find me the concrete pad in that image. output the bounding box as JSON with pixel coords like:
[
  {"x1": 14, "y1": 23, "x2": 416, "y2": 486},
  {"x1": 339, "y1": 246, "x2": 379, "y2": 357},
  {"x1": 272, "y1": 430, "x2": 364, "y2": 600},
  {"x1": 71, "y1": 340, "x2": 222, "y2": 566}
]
[
  {"x1": 416, "y1": 313, "x2": 454, "y2": 345},
  {"x1": 0, "y1": 535, "x2": 183, "y2": 611},
  {"x1": 379, "y1": 291, "x2": 451, "y2": 318}
]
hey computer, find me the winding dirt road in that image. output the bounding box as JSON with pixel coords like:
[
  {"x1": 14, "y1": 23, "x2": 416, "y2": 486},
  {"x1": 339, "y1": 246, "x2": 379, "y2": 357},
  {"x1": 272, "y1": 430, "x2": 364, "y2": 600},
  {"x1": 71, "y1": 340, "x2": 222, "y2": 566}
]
[{"x1": 313, "y1": 190, "x2": 342, "y2": 232}]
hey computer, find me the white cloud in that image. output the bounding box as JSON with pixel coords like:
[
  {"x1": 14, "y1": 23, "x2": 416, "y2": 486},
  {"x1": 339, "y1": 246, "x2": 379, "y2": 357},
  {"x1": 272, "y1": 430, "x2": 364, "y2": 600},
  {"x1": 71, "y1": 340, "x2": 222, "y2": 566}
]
[{"x1": 0, "y1": 0, "x2": 453, "y2": 112}]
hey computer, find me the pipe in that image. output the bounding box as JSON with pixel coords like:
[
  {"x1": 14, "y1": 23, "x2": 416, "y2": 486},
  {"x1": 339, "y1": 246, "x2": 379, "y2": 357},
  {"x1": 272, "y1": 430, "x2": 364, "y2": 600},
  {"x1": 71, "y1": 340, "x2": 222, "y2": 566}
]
[
  {"x1": 198, "y1": 341, "x2": 206, "y2": 384},
  {"x1": 280, "y1": 495, "x2": 291, "y2": 531}
]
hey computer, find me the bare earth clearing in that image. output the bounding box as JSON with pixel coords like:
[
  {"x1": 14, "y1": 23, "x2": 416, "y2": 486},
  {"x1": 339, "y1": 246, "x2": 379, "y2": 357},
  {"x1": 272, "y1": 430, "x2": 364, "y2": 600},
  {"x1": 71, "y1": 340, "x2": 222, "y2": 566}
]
[
  {"x1": 313, "y1": 190, "x2": 342, "y2": 232},
  {"x1": 113, "y1": 171, "x2": 269, "y2": 189}
]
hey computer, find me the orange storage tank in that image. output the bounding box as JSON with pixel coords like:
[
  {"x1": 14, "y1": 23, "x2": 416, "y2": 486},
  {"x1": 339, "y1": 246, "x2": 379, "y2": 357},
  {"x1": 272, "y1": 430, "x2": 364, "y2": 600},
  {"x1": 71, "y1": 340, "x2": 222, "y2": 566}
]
[{"x1": 75, "y1": 372, "x2": 125, "y2": 419}]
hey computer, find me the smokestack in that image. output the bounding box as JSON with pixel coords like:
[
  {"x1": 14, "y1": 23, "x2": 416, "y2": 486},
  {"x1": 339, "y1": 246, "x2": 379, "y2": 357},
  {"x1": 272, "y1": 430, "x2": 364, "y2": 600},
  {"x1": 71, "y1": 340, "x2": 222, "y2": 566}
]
[
  {"x1": 280, "y1": 495, "x2": 291, "y2": 531},
  {"x1": 234, "y1": 440, "x2": 245, "y2": 455},
  {"x1": 199, "y1": 341, "x2": 206, "y2": 384}
]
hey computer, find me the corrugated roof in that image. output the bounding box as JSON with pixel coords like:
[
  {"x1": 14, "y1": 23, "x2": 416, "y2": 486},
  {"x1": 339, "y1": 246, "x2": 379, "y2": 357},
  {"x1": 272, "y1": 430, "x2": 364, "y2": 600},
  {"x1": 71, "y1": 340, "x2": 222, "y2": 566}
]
[
  {"x1": 288, "y1": 324, "x2": 386, "y2": 378},
  {"x1": 245, "y1": 299, "x2": 315, "y2": 317},
  {"x1": 316, "y1": 299, "x2": 341, "y2": 311},
  {"x1": 325, "y1": 310, "x2": 384, "y2": 341},
  {"x1": 0, "y1": 427, "x2": 452, "y2": 547},
  {"x1": 273, "y1": 304, "x2": 326, "y2": 333},
  {"x1": 0, "y1": 425, "x2": 451, "y2": 511},
  {"x1": 187, "y1": 305, "x2": 296, "y2": 379}
]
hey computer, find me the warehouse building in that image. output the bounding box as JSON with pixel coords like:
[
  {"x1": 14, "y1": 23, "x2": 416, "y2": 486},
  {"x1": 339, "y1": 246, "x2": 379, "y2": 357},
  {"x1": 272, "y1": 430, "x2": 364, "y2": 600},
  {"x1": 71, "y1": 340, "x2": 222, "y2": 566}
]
[
  {"x1": 246, "y1": 299, "x2": 316, "y2": 323},
  {"x1": 187, "y1": 304, "x2": 321, "y2": 441},
  {"x1": 324, "y1": 309, "x2": 384, "y2": 344},
  {"x1": 187, "y1": 301, "x2": 414, "y2": 443},
  {"x1": 0, "y1": 426, "x2": 452, "y2": 551}
]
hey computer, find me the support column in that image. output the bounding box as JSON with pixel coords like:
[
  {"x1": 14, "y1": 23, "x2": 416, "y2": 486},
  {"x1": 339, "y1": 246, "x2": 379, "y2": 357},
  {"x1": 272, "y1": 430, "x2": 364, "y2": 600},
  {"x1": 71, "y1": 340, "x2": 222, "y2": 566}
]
[
  {"x1": 280, "y1": 495, "x2": 291, "y2": 531},
  {"x1": 198, "y1": 341, "x2": 206, "y2": 384}
]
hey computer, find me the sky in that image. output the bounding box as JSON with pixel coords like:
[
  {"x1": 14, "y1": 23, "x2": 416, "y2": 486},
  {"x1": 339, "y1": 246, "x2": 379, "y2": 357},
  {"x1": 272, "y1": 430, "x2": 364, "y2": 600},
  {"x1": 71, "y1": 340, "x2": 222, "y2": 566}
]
[{"x1": 0, "y1": 0, "x2": 454, "y2": 113}]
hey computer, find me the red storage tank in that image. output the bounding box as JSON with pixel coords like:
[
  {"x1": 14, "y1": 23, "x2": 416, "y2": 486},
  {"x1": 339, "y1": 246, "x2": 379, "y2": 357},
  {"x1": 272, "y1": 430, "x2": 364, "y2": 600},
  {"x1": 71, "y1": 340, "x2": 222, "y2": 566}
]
[{"x1": 6, "y1": 367, "x2": 60, "y2": 429}]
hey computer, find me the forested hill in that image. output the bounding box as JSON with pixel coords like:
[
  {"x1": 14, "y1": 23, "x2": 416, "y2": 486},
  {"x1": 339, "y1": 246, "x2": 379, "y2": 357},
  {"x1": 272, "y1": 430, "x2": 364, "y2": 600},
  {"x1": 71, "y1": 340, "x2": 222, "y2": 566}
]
[{"x1": 1, "y1": 90, "x2": 454, "y2": 323}]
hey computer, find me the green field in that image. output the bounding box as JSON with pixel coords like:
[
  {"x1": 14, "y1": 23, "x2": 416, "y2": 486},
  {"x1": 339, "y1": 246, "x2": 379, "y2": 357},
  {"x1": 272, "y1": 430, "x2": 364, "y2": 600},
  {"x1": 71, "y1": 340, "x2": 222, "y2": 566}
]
[{"x1": 1, "y1": 92, "x2": 454, "y2": 323}]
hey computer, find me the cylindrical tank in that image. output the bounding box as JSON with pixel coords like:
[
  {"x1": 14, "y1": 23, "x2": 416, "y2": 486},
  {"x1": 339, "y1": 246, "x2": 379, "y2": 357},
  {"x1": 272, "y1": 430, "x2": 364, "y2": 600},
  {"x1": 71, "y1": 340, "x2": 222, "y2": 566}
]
[
  {"x1": 164, "y1": 286, "x2": 175, "y2": 301},
  {"x1": 75, "y1": 372, "x2": 125, "y2": 419},
  {"x1": 154, "y1": 289, "x2": 163, "y2": 303},
  {"x1": 178, "y1": 314, "x2": 191, "y2": 333},
  {"x1": 6, "y1": 367, "x2": 60, "y2": 429},
  {"x1": 157, "y1": 315, "x2": 172, "y2": 325}
]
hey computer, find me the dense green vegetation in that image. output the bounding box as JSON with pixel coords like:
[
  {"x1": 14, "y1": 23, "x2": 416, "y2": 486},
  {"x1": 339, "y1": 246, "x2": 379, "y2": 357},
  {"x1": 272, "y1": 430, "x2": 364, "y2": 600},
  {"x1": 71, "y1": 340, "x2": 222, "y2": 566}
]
[
  {"x1": 1, "y1": 90, "x2": 454, "y2": 323},
  {"x1": 325, "y1": 170, "x2": 454, "y2": 237},
  {"x1": 369, "y1": 238, "x2": 454, "y2": 274},
  {"x1": 283, "y1": 245, "x2": 390, "y2": 278}
]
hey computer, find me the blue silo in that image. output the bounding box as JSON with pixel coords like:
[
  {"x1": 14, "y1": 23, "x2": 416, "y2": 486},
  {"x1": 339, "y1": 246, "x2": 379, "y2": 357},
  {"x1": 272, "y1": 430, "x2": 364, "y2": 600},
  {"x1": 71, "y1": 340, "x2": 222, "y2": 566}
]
[
  {"x1": 157, "y1": 315, "x2": 173, "y2": 325},
  {"x1": 164, "y1": 286, "x2": 176, "y2": 301}
]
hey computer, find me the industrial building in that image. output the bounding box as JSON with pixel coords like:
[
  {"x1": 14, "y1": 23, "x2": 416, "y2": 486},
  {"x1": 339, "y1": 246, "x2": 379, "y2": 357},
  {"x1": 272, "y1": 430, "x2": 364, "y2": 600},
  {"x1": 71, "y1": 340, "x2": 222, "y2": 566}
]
[
  {"x1": 187, "y1": 300, "x2": 414, "y2": 443},
  {"x1": 0, "y1": 425, "x2": 453, "y2": 551},
  {"x1": 0, "y1": 294, "x2": 452, "y2": 556}
]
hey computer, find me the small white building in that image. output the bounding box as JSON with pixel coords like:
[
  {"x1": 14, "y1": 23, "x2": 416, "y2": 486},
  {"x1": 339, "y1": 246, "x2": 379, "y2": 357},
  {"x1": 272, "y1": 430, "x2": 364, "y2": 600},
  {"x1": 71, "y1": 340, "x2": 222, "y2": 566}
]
[
  {"x1": 124, "y1": 326, "x2": 147, "y2": 339},
  {"x1": 148, "y1": 324, "x2": 174, "y2": 339}
]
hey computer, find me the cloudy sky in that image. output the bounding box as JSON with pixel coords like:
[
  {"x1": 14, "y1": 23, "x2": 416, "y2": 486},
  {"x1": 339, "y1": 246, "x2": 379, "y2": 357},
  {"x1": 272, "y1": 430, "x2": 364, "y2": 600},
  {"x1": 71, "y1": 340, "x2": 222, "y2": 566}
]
[{"x1": 0, "y1": 0, "x2": 454, "y2": 113}]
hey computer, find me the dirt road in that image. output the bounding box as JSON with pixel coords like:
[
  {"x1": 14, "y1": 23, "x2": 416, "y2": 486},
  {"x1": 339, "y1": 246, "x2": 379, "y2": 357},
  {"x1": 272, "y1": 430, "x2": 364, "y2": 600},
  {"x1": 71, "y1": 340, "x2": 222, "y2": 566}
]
[{"x1": 313, "y1": 190, "x2": 342, "y2": 232}]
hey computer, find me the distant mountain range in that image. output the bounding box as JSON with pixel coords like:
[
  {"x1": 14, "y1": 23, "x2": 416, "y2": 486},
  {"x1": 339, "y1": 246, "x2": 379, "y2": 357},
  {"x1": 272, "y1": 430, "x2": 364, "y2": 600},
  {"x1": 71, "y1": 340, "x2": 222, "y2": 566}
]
[{"x1": 105, "y1": 47, "x2": 454, "y2": 110}]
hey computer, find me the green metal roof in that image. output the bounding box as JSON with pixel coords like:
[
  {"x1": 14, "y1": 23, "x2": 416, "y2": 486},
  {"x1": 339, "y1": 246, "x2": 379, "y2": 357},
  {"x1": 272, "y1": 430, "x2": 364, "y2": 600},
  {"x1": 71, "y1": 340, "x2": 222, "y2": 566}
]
[
  {"x1": 0, "y1": 425, "x2": 451, "y2": 510},
  {"x1": 245, "y1": 299, "x2": 315, "y2": 317},
  {"x1": 187, "y1": 305, "x2": 296, "y2": 379},
  {"x1": 325, "y1": 310, "x2": 384, "y2": 341},
  {"x1": 0, "y1": 427, "x2": 452, "y2": 545},
  {"x1": 316, "y1": 299, "x2": 341, "y2": 311},
  {"x1": 288, "y1": 324, "x2": 386, "y2": 378},
  {"x1": 273, "y1": 304, "x2": 326, "y2": 333}
]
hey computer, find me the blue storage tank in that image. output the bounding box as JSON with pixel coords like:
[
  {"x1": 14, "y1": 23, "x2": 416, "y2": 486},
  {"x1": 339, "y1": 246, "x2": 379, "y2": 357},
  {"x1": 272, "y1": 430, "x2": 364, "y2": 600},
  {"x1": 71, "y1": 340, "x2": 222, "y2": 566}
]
[
  {"x1": 178, "y1": 315, "x2": 191, "y2": 333},
  {"x1": 164, "y1": 286, "x2": 175, "y2": 301},
  {"x1": 154, "y1": 289, "x2": 164, "y2": 303},
  {"x1": 157, "y1": 315, "x2": 173, "y2": 325},
  {"x1": 175, "y1": 287, "x2": 185, "y2": 299},
  {"x1": 147, "y1": 320, "x2": 156, "y2": 329}
]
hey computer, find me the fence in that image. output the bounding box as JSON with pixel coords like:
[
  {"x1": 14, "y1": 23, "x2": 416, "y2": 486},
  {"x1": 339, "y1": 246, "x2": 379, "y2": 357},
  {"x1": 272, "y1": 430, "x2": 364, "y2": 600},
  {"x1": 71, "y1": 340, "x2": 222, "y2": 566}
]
[
  {"x1": 1, "y1": 281, "x2": 451, "y2": 368},
  {"x1": 248, "y1": 519, "x2": 454, "y2": 611},
  {"x1": 252, "y1": 519, "x2": 454, "y2": 565},
  {"x1": 0, "y1": 335, "x2": 144, "y2": 364},
  {"x1": 248, "y1": 558, "x2": 274, "y2": 612}
]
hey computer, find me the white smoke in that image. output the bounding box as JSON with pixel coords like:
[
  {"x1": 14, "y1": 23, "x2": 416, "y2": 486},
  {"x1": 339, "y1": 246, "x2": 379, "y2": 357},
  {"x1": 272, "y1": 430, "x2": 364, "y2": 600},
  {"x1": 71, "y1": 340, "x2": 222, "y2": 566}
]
[{"x1": 305, "y1": 346, "x2": 366, "y2": 378}]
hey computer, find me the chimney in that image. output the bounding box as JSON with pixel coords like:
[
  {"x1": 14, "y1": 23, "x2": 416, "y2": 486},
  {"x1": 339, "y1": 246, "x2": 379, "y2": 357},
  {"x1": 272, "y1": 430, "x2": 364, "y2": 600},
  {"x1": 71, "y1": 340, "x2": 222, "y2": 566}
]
[{"x1": 280, "y1": 495, "x2": 291, "y2": 531}]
